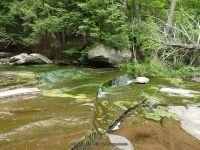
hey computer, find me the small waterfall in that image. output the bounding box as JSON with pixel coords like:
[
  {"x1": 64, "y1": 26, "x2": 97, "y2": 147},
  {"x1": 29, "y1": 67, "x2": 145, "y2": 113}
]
[
  {"x1": 97, "y1": 74, "x2": 133, "y2": 98},
  {"x1": 37, "y1": 69, "x2": 89, "y2": 87}
]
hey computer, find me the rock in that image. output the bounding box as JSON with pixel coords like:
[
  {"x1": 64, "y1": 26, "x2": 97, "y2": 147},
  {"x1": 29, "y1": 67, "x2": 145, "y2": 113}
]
[
  {"x1": 9, "y1": 53, "x2": 53, "y2": 65},
  {"x1": 0, "y1": 52, "x2": 14, "y2": 66},
  {"x1": 87, "y1": 44, "x2": 132, "y2": 67},
  {"x1": 190, "y1": 77, "x2": 200, "y2": 83},
  {"x1": 0, "y1": 88, "x2": 41, "y2": 99},
  {"x1": 30, "y1": 53, "x2": 53, "y2": 64},
  {"x1": 134, "y1": 77, "x2": 150, "y2": 84},
  {"x1": 168, "y1": 105, "x2": 200, "y2": 140},
  {"x1": 112, "y1": 74, "x2": 133, "y2": 86},
  {"x1": 9, "y1": 53, "x2": 38, "y2": 65},
  {"x1": 108, "y1": 133, "x2": 134, "y2": 150},
  {"x1": 0, "y1": 117, "x2": 90, "y2": 140},
  {"x1": 160, "y1": 87, "x2": 200, "y2": 98},
  {"x1": 0, "y1": 52, "x2": 13, "y2": 58},
  {"x1": 0, "y1": 58, "x2": 9, "y2": 65},
  {"x1": 0, "y1": 71, "x2": 37, "y2": 89},
  {"x1": 82, "y1": 103, "x2": 94, "y2": 107},
  {"x1": 147, "y1": 100, "x2": 161, "y2": 109},
  {"x1": 186, "y1": 73, "x2": 200, "y2": 83}
]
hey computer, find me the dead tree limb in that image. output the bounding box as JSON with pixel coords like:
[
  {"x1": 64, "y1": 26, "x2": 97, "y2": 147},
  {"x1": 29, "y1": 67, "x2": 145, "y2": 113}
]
[{"x1": 161, "y1": 41, "x2": 200, "y2": 50}]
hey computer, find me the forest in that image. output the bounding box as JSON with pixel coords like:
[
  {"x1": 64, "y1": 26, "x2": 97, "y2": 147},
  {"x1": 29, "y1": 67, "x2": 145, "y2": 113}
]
[{"x1": 0, "y1": 0, "x2": 200, "y2": 77}]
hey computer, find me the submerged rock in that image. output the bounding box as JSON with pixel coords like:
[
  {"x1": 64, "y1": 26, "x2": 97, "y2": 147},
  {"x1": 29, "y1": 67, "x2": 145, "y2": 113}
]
[
  {"x1": 108, "y1": 134, "x2": 134, "y2": 150},
  {"x1": 147, "y1": 100, "x2": 162, "y2": 109},
  {"x1": 9, "y1": 53, "x2": 53, "y2": 65},
  {"x1": 112, "y1": 74, "x2": 133, "y2": 86},
  {"x1": 0, "y1": 72, "x2": 37, "y2": 89},
  {"x1": 87, "y1": 44, "x2": 132, "y2": 67},
  {"x1": 160, "y1": 87, "x2": 200, "y2": 97},
  {"x1": 168, "y1": 105, "x2": 200, "y2": 140},
  {"x1": 0, "y1": 88, "x2": 41, "y2": 99},
  {"x1": 133, "y1": 77, "x2": 150, "y2": 84},
  {"x1": 0, "y1": 117, "x2": 90, "y2": 141}
]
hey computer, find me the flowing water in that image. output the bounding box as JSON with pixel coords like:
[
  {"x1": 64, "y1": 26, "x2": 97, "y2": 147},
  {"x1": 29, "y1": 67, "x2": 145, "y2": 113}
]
[{"x1": 0, "y1": 65, "x2": 200, "y2": 150}]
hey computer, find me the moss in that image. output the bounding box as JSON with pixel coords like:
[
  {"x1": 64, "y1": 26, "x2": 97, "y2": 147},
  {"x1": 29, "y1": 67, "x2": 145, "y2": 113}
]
[{"x1": 42, "y1": 89, "x2": 90, "y2": 102}]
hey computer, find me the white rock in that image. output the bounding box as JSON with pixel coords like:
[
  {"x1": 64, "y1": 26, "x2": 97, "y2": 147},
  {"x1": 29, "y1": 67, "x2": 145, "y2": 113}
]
[
  {"x1": 88, "y1": 44, "x2": 132, "y2": 66},
  {"x1": 168, "y1": 105, "x2": 200, "y2": 140},
  {"x1": 108, "y1": 133, "x2": 134, "y2": 150},
  {"x1": 160, "y1": 87, "x2": 200, "y2": 97},
  {"x1": 9, "y1": 53, "x2": 53, "y2": 65},
  {"x1": 0, "y1": 88, "x2": 41, "y2": 99},
  {"x1": 134, "y1": 77, "x2": 150, "y2": 84},
  {"x1": 30, "y1": 53, "x2": 53, "y2": 64}
]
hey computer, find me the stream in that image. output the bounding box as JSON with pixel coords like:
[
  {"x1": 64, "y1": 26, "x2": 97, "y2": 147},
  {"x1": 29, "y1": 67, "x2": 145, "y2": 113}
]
[{"x1": 0, "y1": 65, "x2": 200, "y2": 150}]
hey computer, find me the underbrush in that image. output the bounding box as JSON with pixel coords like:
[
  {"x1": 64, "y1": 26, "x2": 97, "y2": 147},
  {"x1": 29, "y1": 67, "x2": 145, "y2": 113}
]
[{"x1": 119, "y1": 58, "x2": 200, "y2": 78}]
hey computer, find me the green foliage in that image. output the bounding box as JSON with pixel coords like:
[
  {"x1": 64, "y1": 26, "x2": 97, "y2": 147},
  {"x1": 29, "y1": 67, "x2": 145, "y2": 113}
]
[
  {"x1": 130, "y1": 18, "x2": 162, "y2": 58},
  {"x1": 165, "y1": 66, "x2": 200, "y2": 78},
  {"x1": 120, "y1": 58, "x2": 200, "y2": 78},
  {"x1": 102, "y1": 32, "x2": 131, "y2": 49},
  {"x1": 119, "y1": 58, "x2": 166, "y2": 77},
  {"x1": 0, "y1": 0, "x2": 200, "y2": 68},
  {"x1": 78, "y1": 0, "x2": 130, "y2": 49}
]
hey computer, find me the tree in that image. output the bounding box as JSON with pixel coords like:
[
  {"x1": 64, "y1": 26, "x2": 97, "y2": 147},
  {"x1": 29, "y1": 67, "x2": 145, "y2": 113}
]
[{"x1": 164, "y1": 0, "x2": 176, "y2": 37}]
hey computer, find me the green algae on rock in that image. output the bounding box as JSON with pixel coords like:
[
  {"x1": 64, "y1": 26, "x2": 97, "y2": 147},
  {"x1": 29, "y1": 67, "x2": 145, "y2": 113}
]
[
  {"x1": 145, "y1": 106, "x2": 180, "y2": 121},
  {"x1": 0, "y1": 72, "x2": 37, "y2": 89},
  {"x1": 42, "y1": 89, "x2": 90, "y2": 102}
]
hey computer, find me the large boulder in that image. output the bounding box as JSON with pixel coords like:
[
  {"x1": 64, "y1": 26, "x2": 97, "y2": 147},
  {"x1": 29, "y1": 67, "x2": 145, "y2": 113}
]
[
  {"x1": 87, "y1": 44, "x2": 132, "y2": 66},
  {"x1": 9, "y1": 53, "x2": 53, "y2": 65},
  {"x1": 0, "y1": 52, "x2": 13, "y2": 66},
  {"x1": 30, "y1": 53, "x2": 53, "y2": 64}
]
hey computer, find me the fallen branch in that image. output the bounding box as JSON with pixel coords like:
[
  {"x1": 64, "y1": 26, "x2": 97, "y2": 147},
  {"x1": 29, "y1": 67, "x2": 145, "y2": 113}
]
[{"x1": 161, "y1": 41, "x2": 200, "y2": 50}]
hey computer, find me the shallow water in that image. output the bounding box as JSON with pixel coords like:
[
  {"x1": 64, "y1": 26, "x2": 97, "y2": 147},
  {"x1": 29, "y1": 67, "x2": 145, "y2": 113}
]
[
  {"x1": 0, "y1": 65, "x2": 122, "y2": 149},
  {"x1": 0, "y1": 65, "x2": 200, "y2": 150}
]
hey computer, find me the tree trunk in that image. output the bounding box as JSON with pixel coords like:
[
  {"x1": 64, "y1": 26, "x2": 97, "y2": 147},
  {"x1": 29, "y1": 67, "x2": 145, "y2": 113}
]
[{"x1": 164, "y1": 0, "x2": 176, "y2": 37}]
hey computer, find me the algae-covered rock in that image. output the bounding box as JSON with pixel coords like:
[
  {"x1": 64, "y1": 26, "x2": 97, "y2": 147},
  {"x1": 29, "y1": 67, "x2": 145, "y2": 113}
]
[
  {"x1": 0, "y1": 72, "x2": 37, "y2": 89},
  {"x1": 145, "y1": 106, "x2": 180, "y2": 121},
  {"x1": 42, "y1": 89, "x2": 90, "y2": 102},
  {"x1": 0, "y1": 72, "x2": 40, "y2": 99}
]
